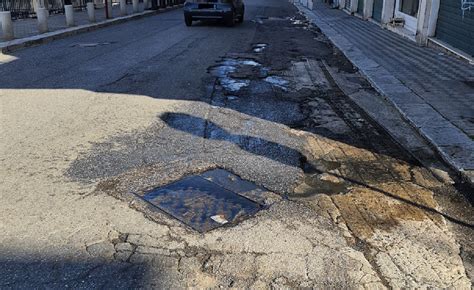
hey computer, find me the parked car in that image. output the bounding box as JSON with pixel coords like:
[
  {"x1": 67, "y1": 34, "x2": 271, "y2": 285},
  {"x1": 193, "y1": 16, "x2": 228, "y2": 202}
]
[{"x1": 183, "y1": 0, "x2": 244, "y2": 26}]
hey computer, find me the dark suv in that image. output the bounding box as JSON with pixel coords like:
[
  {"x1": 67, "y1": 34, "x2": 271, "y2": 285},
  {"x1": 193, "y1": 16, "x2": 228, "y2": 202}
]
[{"x1": 183, "y1": 0, "x2": 244, "y2": 26}]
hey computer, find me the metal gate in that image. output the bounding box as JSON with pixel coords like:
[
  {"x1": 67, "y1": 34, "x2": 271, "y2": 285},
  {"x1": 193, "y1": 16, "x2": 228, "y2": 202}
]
[
  {"x1": 0, "y1": 0, "x2": 33, "y2": 18},
  {"x1": 71, "y1": 0, "x2": 86, "y2": 9},
  {"x1": 0, "y1": 0, "x2": 86, "y2": 19},
  {"x1": 0, "y1": 0, "x2": 63, "y2": 18},
  {"x1": 46, "y1": 0, "x2": 65, "y2": 14},
  {"x1": 436, "y1": 0, "x2": 474, "y2": 56}
]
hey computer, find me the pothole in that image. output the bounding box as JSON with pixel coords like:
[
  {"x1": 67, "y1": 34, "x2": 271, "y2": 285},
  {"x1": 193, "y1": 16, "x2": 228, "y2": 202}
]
[
  {"x1": 239, "y1": 60, "x2": 261, "y2": 66},
  {"x1": 227, "y1": 95, "x2": 239, "y2": 101},
  {"x1": 140, "y1": 168, "x2": 269, "y2": 232},
  {"x1": 253, "y1": 43, "x2": 268, "y2": 53},
  {"x1": 264, "y1": 76, "x2": 289, "y2": 91},
  {"x1": 294, "y1": 173, "x2": 350, "y2": 196},
  {"x1": 219, "y1": 78, "x2": 250, "y2": 92},
  {"x1": 292, "y1": 158, "x2": 350, "y2": 197},
  {"x1": 209, "y1": 58, "x2": 264, "y2": 93},
  {"x1": 290, "y1": 18, "x2": 304, "y2": 25},
  {"x1": 209, "y1": 64, "x2": 236, "y2": 78}
]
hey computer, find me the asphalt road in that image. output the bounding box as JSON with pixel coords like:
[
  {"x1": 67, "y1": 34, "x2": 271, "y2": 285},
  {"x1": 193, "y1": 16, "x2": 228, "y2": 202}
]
[
  {"x1": 0, "y1": 3, "x2": 259, "y2": 93},
  {"x1": 1, "y1": 0, "x2": 473, "y2": 287}
]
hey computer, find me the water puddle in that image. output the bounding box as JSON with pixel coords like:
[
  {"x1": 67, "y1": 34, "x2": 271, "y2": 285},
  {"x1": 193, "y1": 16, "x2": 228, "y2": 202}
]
[
  {"x1": 264, "y1": 76, "x2": 289, "y2": 90},
  {"x1": 209, "y1": 58, "x2": 263, "y2": 92},
  {"x1": 253, "y1": 43, "x2": 268, "y2": 53},
  {"x1": 289, "y1": 16, "x2": 308, "y2": 26},
  {"x1": 209, "y1": 65, "x2": 236, "y2": 78},
  {"x1": 241, "y1": 60, "x2": 261, "y2": 66},
  {"x1": 292, "y1": 173, "x2": 349, "y2": 197},
  {"x1": 219, "y1": 59, "x2": 260, "y2": 67},
  {"x1": 267, "y1": 16, "x2": 290, "y2": 21},
  {"x1": 219, "y1": 78, "x2": 250, "y2": 92}
]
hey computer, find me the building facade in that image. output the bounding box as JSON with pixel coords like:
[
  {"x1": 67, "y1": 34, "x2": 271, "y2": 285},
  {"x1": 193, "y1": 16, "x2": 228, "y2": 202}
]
[{"x1": 338, "y1": 0, "x2": 474, "y2": 59}]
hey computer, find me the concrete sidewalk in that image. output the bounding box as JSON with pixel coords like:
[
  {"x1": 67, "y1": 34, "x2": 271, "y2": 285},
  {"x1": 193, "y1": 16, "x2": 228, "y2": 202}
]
[{"x1": 297, "y1": 1, "x2": 474, "y2": 184}]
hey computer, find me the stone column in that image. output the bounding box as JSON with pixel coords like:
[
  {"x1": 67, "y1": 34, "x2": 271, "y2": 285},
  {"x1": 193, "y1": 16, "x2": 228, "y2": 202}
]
[
  {"x1": 349, "y1": 0, "x2": 358, "y2": 13},
  {"x1": 363, "y1": 0, "x2": 374, "y2": 19},
  {"x1": 381, "y1": 0, "x2": 395, "y2": 25},
  {"x1": 87, "y1": 2, "x2": 96, "y2": 22},
  {"x1": 132, "y1": 0, "x2": 139, "y2": 12},
  {"x1": 0, "y1": 11, "x2": 14, "y2": 40},
  {"x1": 120, "y1": 0, "x2": 127, "y2": 15},
  {"x1": 143, "y1": 0, "x2": 149, "y2": 9},
  {"x1": 37, "y1": 7, "x2": 49, "y2": 33},
  {"x1": 338, "y1": 0, "x2": 346, "y2": 9},
  {"x1": 33, "y1": 0, "x2": 39, "y2": 13},
  {"x1": 64, "y1": 4, "x2": 75, "y2": 26},
  {"x1": 416, "y1": 0, "x2": 440, "y2": 44}
]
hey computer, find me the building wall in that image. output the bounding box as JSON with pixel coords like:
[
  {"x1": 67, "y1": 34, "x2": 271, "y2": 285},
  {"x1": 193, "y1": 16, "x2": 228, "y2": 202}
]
[{"x1": 339, "y1": 0, "x2": 473, "y2": 58}]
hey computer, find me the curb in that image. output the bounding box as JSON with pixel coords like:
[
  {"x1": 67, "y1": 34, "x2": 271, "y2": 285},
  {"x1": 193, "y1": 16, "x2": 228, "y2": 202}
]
[
  {"x1": 0, "y1": 5, "x2": 183, "y2": 53},
  {"x1": 294, "y1": 3, "x2": 474, "y2": 187}
]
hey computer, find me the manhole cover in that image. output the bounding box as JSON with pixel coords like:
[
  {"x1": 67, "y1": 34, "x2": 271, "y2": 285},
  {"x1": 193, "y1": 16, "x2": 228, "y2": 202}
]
[{"x1": 142, "y1": 169, "x2": 265, "y2": 232}]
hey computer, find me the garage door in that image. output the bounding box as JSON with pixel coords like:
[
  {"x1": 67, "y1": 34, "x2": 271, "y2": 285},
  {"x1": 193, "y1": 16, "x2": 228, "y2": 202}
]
[{"x1": 436, "y1": 0, "x2": 474, "y2": 56}]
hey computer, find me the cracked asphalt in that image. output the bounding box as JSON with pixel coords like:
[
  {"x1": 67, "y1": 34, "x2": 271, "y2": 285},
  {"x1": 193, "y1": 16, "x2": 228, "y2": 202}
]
[{"x1": 1, "y1": 0, "x2": 473, "y2": 288}]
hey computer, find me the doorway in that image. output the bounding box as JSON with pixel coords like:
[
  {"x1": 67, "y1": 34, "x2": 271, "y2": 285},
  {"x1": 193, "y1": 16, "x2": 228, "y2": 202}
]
[
  {"x1": 394, "y1": 0, "x2": 419, "y2": 32},
  {"x1": 372, "y1": 0, "x2": 383, "y2": 21}
]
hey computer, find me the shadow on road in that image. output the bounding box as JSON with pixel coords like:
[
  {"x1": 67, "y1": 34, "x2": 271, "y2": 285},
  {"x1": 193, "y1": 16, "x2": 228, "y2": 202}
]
[
  {"x1": 161, "y1": 112, "x2": 306, "y2": 168},
  {"x1": 160, "y1": 112, "x2": 474, "y2": 229},
  {"x1": 0, "y1": 258, "x2": 152, "y2": 288}
]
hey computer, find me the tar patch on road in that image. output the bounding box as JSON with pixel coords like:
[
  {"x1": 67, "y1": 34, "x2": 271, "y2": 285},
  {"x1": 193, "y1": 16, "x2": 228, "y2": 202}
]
[{"x1": 141, "y1": 169, "x2": 265, "y2": 232}]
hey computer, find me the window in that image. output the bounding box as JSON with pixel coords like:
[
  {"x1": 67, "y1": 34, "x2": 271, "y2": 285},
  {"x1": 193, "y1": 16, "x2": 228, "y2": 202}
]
[{"x1": 400, "y1": 0, "x2": 419, "y2": 16}]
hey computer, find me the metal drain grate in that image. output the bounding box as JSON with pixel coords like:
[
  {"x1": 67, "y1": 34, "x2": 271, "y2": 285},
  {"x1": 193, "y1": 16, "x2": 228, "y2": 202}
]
[{"x1": 142, "y1": 169, "x2": 264, "y2": 232}]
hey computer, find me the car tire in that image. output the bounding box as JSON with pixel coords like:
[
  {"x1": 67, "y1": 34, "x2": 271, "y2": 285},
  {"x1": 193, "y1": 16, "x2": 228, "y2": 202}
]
[
  {"x1": 237, "y1": 13, "x2": 244, "y2": 23},
  {"x1": 226, "y1": 12, "x2": 235, "y2": 27},
  {"x1": 237, "y1": 6, "x2": 244, "y2": 23},
  {"x1": 185, "y1": 15, "x2": 192, "y2": 26}
]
